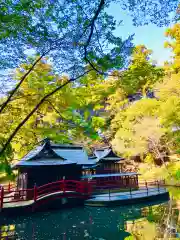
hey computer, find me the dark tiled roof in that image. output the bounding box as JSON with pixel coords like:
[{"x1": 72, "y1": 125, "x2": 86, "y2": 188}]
[
  {"x1": 14, "y1": 159, "x2": 76, "y2": 167},
  {"x1": 13, "y1": 139, "x2": 97, "y2": 168},
  {"x1": 94, "y1": 147, "x2": 124, "y2": 162}
]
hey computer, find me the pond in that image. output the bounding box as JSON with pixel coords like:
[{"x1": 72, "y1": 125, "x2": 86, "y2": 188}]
[{"x1": 0, "y1": 188, "x2": 179, "y2": 240}]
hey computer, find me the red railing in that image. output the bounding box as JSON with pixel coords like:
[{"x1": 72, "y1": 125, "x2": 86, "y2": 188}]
[
  {"x1": 35, "y1": 180, "x2": 92, "y2": 201},
  {"x1": 0, "y1": 179, "x2": 165, "y2": 210},
  {"x1": 82, "y1": 179, "x2": 165, "y2": 195},
  {"x1": 2, "y1": 182, "x2": 16, "y2": 194},
  {"x1": 0, "y1": 180, "x2": 92, "y2": 210},
  {"x1": 92, "y1": 180, "x2": 167, "y2": 200}
]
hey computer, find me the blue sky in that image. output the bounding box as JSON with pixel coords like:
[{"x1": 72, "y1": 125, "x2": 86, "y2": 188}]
[{"x1": 107, "y1": 3, "x2": 173, "y2": 66}]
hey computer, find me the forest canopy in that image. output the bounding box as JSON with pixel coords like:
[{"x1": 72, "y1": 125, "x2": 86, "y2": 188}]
[{"x1": 0, "y1": 0, "x2": 180, "y2": 177}]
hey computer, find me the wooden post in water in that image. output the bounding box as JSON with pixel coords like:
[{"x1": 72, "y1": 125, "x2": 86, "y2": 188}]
[
  {"x1": 0, "y1": 186, "x2": 4, "y2": 210},
  {"x1": 108, "y1": 188, "x2": 111, "y2": 200}
]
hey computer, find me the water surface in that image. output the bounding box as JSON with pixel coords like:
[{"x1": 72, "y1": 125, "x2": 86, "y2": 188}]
[{"x1": 0, "y1": 189, "x2": 179, "y2": 240}]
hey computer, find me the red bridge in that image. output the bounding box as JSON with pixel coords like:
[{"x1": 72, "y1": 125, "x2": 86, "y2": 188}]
[{"x1": 0, "y1": 180, "x2": 92, "y2": 210}]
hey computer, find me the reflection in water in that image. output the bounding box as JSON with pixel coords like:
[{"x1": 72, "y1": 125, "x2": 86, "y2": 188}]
[
  {"x1": 0, "y1": 200, "x2": 179, "y2": 240},
  {"x1": 125, "y1": 198, "x2": 180, "y2": 240}
]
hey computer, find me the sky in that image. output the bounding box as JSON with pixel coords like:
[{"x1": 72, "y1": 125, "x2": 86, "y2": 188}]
[{"x1": 107, "y1": 3, "x2": 173, "y2": 66}]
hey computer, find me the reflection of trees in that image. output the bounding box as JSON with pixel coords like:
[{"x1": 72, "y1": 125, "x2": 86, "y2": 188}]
[
  {"x1": 168, "y1": 187, "x2": 180, "y2": 201},
  {"x1": 126, "y1": 203, "x2": 168, "y2": 240},
  {"x1": 126, "y1": 219, "x2": 157, "y2": 240},
  {"x1": 1, "y1": 197, "x2": 179, "y2": 240},
  {"x1": 125, "y1": 198, "x2": 180, "y2": 240},
  {"x1": 141, "y1": 204, "x2": 167, "y2": 223},
  {"x1": 0, "y1": 224, "x2": 17, "y2": 238},
  {"x1": 154, "y1": 199, "x2": 179, "y2": 239}
]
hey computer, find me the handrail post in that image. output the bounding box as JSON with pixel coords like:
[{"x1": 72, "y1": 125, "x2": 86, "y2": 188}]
[
  {"x1": 8, "y1": 182, "x2": 11, "y2": 193},
  {"x1": 130, "y1": 187, "x2": 132, "y2": 198},
  {"x1": 158, "y1": 181, "x2": 160, "y2": 193},
  {"x1": 88, "y1": 182, "x2": 92, "y2": 196},
  {"x1": 34, "y1": 184, "x2": 37, "y2": 202},
  {"x1": 63, "y1": 180, "x2": 65, "y2": 193},
  {"x1": 86, "y1": 182, "x2": 89, "y2": 195},
  {"x1": 108, "y1": 188, "x2": 111, "y2": 200},
  {"x1": 78, "y1": 182, "x2": 81, "y2": 194},
  {"x1": 0, "y1": 186, "x2": 4, "y2": 210}
]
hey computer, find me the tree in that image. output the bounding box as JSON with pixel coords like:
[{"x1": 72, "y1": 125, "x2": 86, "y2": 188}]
[
  {"x1": 0, "y1": 0, "x2": 179, "y2": 161},
  {"x1": 0, "y1": 0, "x2": 135, "y2": 158},
  {"x1": 0, "y1": 59, "x2": 101, "y2": 160},
  {"x1": 0, "y1": 0, "x2": 178, "y2": 70},
  {"x1": 103, "y1": 45, "x2": 164, "y2": 145},
  {"x1": 107, "y1": 28, "x2": 180, "y2": 166},
  {"x1": 164, "y1": 23, "x2": 180, "y2": 73},
  {"x1": 120, "y1": 45, "x2": 164, "y2": 95},
  {"x1": 0, "y1": 0, "x2": 178, "y2": 110},
  {"x1": 121, "y1": 0, "x2": 179, "y2": 27},
  {"x1": 111, "y1": 101, "x2": 168, "y2": 162}
]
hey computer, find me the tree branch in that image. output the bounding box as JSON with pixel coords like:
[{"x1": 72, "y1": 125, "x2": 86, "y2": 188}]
[
  {"x1": 46, "y1": 99, "x2": 83, "y2": 128},
  {"x1": 0, "y1": 69, "x2": 92, "y2": 156},
  {"x1": 0, "y1": 0, "x2": 106, "y2": 156},
  {"x1": 83, "y1": 0, "x2": 105, "y2": 74},
  {"x1": 84, "y1": 0, "x2": 105, "y2": 54},
  {"x1": 0, "y1": 52, "x2": 48, "y2": 114}
]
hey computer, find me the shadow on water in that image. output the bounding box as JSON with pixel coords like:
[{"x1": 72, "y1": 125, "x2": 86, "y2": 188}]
[{"x1": 0, "y1": 190, "x2": 179, "y2": 240}]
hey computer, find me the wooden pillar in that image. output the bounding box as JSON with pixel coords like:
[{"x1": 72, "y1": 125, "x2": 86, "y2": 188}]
[
  {"x1": 136, "y1": 175, "x2": 138, "y2": 187},
  {"x1": 132, "y1": 177, "x2": 134, "y2": 187},
  {"x1": 16, "y1": 171, "x2": 19, "y2": 190},
  {"x1": 119, "y1": 176, "x2": 122, "y2": 187}
]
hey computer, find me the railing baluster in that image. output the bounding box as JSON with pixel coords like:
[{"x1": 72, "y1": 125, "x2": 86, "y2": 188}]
[
  {"x1": 108, "y1": 188, "x2": 111, "y2": 200},
  {"x1": 158, "y1": 181, "x2": 160, "y2": 193},
  {"x1": 0, "y1": 186, "x2": 4, "y2": 210},
  {"x1": 145, "y1": 181, "x2": 148, "y2": 196},
  {"x1": 63, "y1": 180, "x2": 65, "y2": 193},
  {"x1": 130, "y1": 187, "x2": 132, "y2": 198},
  {"x1": 8, "y1": 182, "x2": 11, "y2": 193},
  {"x1": 77, "y1": 182, "x2": 79, "y2": 193},
  {"x1": 34, "y1": 184, "x2": 37, "y2": 202}
]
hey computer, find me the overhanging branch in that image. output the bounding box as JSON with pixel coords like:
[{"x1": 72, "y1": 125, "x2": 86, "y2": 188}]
[
  {"x1": 0, "y1": 0, "x2": 106, "y2": 156},
  {"x1": 0, "y1": 52, "x2": 48, "y2": 114},
  {"x1": 0, "y1": 69, "x2": 92, "y2": 156},
  {"x1": 84, "y1": 0, "x2": 105, "y2": 74}
]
